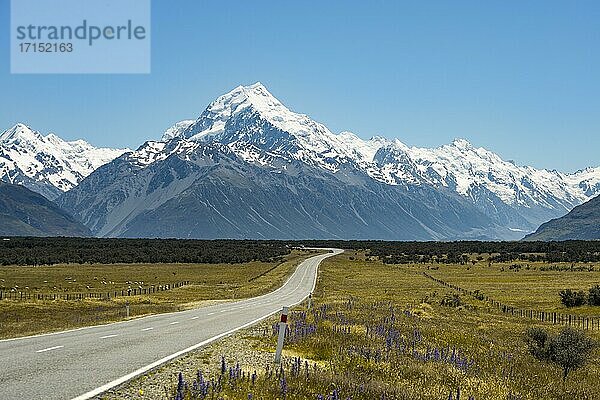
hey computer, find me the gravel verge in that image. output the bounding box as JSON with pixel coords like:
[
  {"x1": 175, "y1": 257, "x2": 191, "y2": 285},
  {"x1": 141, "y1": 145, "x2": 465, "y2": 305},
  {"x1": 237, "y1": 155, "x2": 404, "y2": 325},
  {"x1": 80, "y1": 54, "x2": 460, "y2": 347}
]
[{"x1": 95, "y1": 317, "x2": 280, "y2": 400}]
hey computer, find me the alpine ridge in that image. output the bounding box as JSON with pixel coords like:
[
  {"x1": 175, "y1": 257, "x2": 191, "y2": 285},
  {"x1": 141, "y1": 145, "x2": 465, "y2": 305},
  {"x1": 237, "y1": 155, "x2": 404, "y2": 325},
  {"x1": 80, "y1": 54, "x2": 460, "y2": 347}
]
[
  {"x1": 54, "y1": 83, "x2": 600, "y2": 240},
  {"x1": 0, "y1": 123, "x2": 129, "y2": 199}
]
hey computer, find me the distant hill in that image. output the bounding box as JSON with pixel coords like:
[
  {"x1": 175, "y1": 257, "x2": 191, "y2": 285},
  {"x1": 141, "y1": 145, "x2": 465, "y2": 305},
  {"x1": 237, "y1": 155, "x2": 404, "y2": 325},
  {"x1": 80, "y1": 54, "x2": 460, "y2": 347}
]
[
  {"x1": 0, "y1": 182, "x2": 91, "y2": 237},
  {"x1": 524, "y1": 195, "x2": 600, "y2": 241}
]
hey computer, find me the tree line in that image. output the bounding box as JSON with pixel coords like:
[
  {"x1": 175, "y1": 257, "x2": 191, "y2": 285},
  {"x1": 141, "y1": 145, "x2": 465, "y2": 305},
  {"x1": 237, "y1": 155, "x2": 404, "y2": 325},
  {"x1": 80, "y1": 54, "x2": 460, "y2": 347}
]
[
  {"x1": 291, "y1": 240, "x2": 600, "y2": 264},
  {"x1": 2, "y1": 238, "x2": 600, "y2": 266},
  {"x1": 0, "y1": 237, "x2": 290, "y2": 266}
]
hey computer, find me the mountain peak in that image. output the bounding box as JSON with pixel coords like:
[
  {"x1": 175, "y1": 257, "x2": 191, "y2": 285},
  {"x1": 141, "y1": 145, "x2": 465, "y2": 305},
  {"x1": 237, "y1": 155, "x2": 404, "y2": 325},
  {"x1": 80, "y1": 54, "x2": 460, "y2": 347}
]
[
  {"x1": 450, "y1": 138, "x2": 472, "y2": 149},
  {"x1": 161, "y1": 120, "x2": 195, "y2": 141},
  {"x1": 215, "y1": 82, "x2": 287, "y2": 117},
  {"x1": 239, "y1": 81, "x2": 267, "y2": 91},
  {"x1": 184, "y1": 82, "x2": 315, "y2": 142},
  {"x1": 0, "y1": 123, "x2": 40, "y2": 142},
  {"x1": 0, "y1": 123, "x2": 130, "y2": 199}
]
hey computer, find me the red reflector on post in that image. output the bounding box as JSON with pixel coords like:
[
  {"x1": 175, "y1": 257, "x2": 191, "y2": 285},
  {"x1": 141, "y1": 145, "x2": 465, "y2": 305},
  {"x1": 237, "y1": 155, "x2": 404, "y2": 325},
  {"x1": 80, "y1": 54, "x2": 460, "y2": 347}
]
[{"x1": 280, "y1": 314, "x2": 287, "y2": 323}]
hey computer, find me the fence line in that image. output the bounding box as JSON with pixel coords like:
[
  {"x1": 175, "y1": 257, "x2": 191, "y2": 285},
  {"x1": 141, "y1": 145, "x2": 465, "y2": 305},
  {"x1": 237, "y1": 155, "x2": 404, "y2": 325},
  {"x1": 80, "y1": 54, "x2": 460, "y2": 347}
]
[
  {"x1": 423, "y1": 273, "x2": 599, "y2": 331},
  {"x1": 0, "y1": 281, "x2": 190, "y2": 302}
]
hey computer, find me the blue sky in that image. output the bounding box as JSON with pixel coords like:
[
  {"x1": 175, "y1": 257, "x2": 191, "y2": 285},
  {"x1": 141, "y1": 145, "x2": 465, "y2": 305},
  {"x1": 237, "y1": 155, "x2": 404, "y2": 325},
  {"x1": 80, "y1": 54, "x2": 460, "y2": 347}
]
[{"x1": 1, "y1": 1, "x2": 598, "y2": 172}]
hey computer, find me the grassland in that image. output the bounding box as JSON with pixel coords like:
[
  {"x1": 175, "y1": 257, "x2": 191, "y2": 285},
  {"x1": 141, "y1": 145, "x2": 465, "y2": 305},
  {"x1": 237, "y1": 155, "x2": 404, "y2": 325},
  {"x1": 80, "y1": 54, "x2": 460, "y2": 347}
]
[
  {"x1": 164, "y1": 251, "x2": 600, "y2": 400},
  {"x1": 427, "y1": 259, "x2": 600, "y2": 316},
  {"x1": 0, "y1": 249, "x2": 320, "y2": 339}
]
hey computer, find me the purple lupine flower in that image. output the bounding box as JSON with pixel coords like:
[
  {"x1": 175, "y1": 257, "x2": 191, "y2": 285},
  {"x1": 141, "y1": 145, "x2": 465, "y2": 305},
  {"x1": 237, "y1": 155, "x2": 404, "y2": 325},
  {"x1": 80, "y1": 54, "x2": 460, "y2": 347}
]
[
  {"x1": 175, "y1": 372, "x2": 185, "y2": 400},
  {"x1": 280, "y1": 376, "x2": 288, "y2": 397},
  {"x1": 220, "y1": 355, "x2": 226, "y2": 374},
  {"x1": 331, "y1": 388, "x2": 340, "y2": 400}
]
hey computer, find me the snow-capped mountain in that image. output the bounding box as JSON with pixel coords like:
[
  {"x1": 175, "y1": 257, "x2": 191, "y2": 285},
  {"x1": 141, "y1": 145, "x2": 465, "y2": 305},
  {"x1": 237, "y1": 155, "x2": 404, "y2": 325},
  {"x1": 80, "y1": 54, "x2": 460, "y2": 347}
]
[
  {"x1": 372, "y1": 139, "x2": 600, "y2": 230},
  {"x1": 0, "y1": 123, "x2": 129, "y2": 199},
  {"x1": 59, "y1": 136, "x2": 502, "y2": 239},
  {"x1": 57, "y1": 83, "x2": 600, "y2": 239},
  {"x1": 157, "y1": 83, "x2": 600, "y2": 233}
]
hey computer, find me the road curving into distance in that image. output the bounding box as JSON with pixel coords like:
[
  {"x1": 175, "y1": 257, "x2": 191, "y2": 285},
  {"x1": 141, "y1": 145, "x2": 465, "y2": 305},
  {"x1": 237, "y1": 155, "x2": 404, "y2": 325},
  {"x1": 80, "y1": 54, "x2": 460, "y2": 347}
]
[{"x1": 0, "y1": 248, "x2": 343, "y2": 400}]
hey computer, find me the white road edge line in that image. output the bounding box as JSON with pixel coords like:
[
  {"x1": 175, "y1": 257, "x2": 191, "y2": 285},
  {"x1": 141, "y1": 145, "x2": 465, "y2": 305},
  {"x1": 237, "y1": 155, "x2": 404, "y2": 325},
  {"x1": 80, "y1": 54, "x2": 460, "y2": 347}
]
[
  {"x1": 69, "y1": 249, "x2": 340, "y2": 400},
  {"x1": 190, "y1": 316, "x2": 199, "y2": 320},
  {"x1": 99, "y1": 334, "x2": 118, "y2": 339},
  {"x1": 141, "y1": 327, "x2": 154, "y2": 331},
  {"x1": 169, "y1": 322, "x2": 180, "y2": 325},
  {"x1": 206, "y1": 312, "x2": 215, "y2": 316},
  {"x1": 36, "y1": 345, "x2": 64, "y2": 353}
]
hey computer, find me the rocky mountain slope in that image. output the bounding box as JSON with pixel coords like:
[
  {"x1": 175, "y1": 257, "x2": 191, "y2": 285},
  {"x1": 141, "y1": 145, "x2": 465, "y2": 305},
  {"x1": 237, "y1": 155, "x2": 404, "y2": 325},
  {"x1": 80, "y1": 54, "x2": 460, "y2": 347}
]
[
  {"x1": 165, "y1": 84, "x2": 599, "y2": 231},
  {"x1": 0, "y1": 181, "x2": 91, "y2": 237},
  {"x1": 524, "y1": 195, "x2": 600, "y2": 241}
]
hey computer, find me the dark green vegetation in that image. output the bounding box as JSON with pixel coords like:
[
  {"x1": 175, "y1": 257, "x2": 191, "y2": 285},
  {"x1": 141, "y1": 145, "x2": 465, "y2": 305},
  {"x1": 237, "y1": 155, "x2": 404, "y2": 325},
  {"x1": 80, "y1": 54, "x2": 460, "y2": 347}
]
[
  {"x1": 0, "y1": 237, "x2": 290, "y2": 266},
  {"x1": 526, "y1": 327, "x2": 596, "y2": 381},
  {"x1": 292, "y1": 240, "x2": 600, "y2": 263},
  {"x1": 525, "y1": 195, "x2": 600, "y2": 241},
  {"x1": 0, "y1": 181, "x2": 90, "y2": 237},
  {"x1": 559, "y1": 286, "x2": 600, "y2": 307},
  {"x1": 559, "y1": 289, "x2": 588, "y2": 308},
  {"x1": 3, "y1": 239, "x2": 600, "y2": 266}
]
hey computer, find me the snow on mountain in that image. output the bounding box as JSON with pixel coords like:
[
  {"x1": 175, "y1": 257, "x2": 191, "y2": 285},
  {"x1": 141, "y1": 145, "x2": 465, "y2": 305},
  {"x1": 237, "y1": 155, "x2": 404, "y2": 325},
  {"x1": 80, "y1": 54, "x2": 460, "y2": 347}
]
[
  {"x1": 161, "y1": 120, "x2": 195, "y2": 141},
  {"x1": 378, "y1": 138, "x2": 598, "y2": 210},
  {"x1": 181, "y1": 82, "x2": 370, "y2": 172},
  {"x1": 155, "y1": 83, "x2": 600, "y2": 233},
  {"x1": 8, "y1": 83, "x2": 596, "y2": 239},
  {"x1": 0, "y1": 123, "x2": 129, "y2": 199}
]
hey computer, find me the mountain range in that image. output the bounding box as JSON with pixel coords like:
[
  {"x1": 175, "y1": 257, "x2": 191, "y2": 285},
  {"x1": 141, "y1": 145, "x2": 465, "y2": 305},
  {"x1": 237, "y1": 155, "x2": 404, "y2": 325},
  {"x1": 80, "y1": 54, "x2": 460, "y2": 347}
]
[
  {"x1": 0, "y1": 123, "x2": 128, "y2": 200},
  {"x1": 2, "y1": 83, "x2": 599, "y2": 240}
]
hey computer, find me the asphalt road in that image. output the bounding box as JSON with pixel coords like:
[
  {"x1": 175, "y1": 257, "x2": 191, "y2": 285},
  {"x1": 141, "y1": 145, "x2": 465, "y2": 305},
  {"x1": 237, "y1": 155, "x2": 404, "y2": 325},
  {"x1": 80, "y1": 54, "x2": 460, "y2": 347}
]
[{"x1": 0, "y1": 248, "x2": 342, "y2": 400}]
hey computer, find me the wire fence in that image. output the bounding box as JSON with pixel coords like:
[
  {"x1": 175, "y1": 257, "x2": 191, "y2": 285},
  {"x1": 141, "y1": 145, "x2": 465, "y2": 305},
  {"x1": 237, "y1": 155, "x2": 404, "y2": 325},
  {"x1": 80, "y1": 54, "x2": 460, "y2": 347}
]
[
  {"x1": 0, "y1": 281, "x2": 190, "y2": 301},
  {"x1": 424, "y1": 272, "x2": 600, "y2": 331}
]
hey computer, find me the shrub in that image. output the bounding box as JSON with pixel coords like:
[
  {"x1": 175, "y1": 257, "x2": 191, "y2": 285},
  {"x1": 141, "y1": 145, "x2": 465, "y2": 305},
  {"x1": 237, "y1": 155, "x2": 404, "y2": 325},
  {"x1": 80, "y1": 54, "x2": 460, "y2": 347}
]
[
  {"x1": 525, "y1": 327, "x2": 551, "y2": 361},
  {"x1": 440, "y1": 293, "x2": 462, "y2": 307},
  {"x1": 526, "y1": 327, "x2": 596, "y2": 381},
  {"x1": 559, "y1": 289, "x2": 587, "y2": 307},
  {"x1": 589, "y1": 285, "x2": 600, "y2": 306}
]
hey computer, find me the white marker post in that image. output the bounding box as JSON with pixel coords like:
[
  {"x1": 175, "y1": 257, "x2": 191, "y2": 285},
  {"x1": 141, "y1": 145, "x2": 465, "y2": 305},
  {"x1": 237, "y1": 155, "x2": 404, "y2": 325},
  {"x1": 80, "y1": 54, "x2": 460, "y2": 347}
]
[
  {"x1": 307, "y1": 293, "x2": 312, "y2": 310},
  {"x1": 125, "y1": 301, "x2": 130, "y2": 319},
  {"x1": 274, "y1": 306, "x2": 288, "y2": 364}
]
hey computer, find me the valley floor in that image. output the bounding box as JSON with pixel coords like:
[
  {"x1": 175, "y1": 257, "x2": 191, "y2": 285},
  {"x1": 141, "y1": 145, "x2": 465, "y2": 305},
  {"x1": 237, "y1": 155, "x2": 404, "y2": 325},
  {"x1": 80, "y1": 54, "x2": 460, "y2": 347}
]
[
  {"x1": 102, "y1": 251, "x2": 600, "y2": 400},
  {"x1": 0, "y1": 250, "x2": 319, "y2": 339}
]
